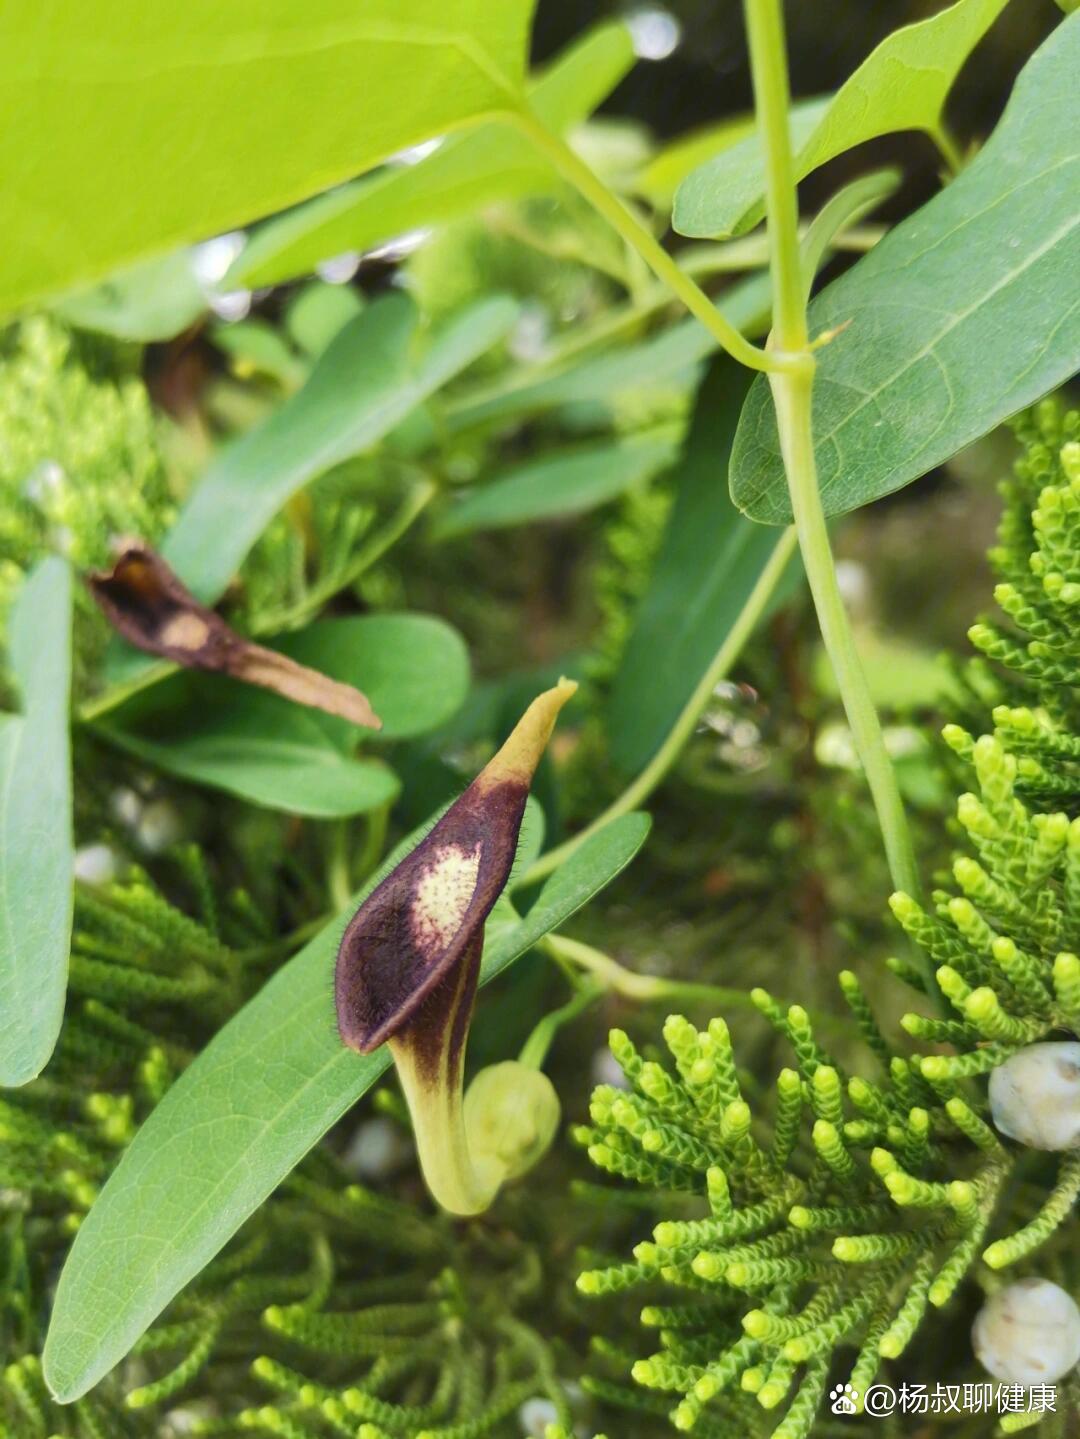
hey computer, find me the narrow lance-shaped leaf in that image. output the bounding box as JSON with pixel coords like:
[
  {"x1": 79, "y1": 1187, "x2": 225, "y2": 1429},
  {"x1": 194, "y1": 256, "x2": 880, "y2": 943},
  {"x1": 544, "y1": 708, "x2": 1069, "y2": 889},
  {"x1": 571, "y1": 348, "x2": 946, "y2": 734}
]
[
  {"x1": 89, "y1": 541, "x2": 380, "y2": 729},
  {"x1": 435, "y1": 432, "x2": 679, "y2": 537},
  {"x1": 673, "y1": 0, "x2": 1010, "y2": 239},
  {"x1": 163, "y1": 292, "x2": 517, "y2": 606},
  {"x1": 0, "y1": 559, "x2": 74, "y2": 1086},
  {"x1": 336, "y1": 678, "x2": 577, "y2": 1214},
  {"x1": 608, "y1": 358, "x2": 795, "y2": 774},
  {"x1": 730, "y1": 15, "x2": 1080, "y2": 524}
]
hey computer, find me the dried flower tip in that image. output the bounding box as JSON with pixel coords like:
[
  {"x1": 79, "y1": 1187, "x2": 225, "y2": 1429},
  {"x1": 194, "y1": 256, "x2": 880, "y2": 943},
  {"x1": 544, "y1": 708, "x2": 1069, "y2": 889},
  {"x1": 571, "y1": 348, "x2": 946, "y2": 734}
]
[{"x1": 88, "y1": 540, "x2": 381, "y2": 729}]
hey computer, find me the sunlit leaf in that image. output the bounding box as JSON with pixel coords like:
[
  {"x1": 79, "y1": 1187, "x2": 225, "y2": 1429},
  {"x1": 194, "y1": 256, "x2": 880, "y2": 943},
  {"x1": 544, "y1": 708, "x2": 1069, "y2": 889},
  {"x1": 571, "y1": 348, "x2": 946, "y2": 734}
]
[
  {"x1": 0, "y1": 560, "x2": 73, "y2": 1086},
  {"x1": 0, "y1": 0, "x2": 537, "y2": 312},
  {"x1": 43, "y1": 811, "x2": 650, "y2": 1399},
  {"x1": 731, "y1": 16, "x2": 1080, "y2": 523},
  {"x1": 163, "y1": 293, "x2": 517, "y2": 605},
  {"x1": 436, "y1": 432, "x2": 679, "y2": 536},
  {"x1": 673, "y1": 0, "x2": 1010, "y2": 239},
  {"x1": 233, "y1": 22, "x2": 635, "y2": 288}
]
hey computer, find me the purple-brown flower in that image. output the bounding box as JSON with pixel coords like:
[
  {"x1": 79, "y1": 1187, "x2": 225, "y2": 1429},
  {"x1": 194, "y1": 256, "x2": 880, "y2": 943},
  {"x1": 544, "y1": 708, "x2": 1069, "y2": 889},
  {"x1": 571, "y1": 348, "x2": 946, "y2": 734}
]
[{"x1": 335, "y1": 679, "x2": 576, "y2": 1213}]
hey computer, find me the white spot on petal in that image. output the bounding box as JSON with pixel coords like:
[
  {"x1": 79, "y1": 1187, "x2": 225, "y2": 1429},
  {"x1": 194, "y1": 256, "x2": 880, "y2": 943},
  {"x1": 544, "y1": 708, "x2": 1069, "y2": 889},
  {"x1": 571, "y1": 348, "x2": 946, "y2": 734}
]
[{"x1": 410, "y1": 842, "x2": 482, "y2": 954}]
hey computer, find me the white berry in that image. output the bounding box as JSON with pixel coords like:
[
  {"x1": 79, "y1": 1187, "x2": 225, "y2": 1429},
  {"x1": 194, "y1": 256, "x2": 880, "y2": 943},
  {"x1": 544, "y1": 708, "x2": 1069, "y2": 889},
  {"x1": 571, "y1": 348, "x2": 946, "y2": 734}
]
[
  {"x1": 135, "y1": 799, "x2": 185, "y2": 855},
  {"x1": 989, "y1": 1041, "x2": 1080, "y2": 1150},
  {"x1": 518, "y1": 1398, "x2": 558, "y2": 1437},
  {"x1": 73, "y1": 843, "x2": 121, "y2": 887},
  {"x1": 973, "y1": 1278, "x2": 1080, "y2": 1384}
]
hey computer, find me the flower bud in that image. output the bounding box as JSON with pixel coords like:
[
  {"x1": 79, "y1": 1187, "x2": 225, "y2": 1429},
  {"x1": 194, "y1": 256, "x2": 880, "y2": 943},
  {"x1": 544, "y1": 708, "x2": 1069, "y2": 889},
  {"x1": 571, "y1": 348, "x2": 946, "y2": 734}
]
[
  {"x1": 464, "y1": 1062, "x2": 561, "y2": 1184},
  {"x1": 973, "y1": 1278, "x2": 1080, "y2": 1384},
  {"x1": 988, "y1": 1041, "x2": 1080, "y2": 1150}
]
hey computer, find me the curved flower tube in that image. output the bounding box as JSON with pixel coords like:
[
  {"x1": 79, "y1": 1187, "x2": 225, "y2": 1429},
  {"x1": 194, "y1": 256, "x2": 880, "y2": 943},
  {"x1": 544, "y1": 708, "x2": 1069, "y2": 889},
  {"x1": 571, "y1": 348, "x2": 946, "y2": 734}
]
[{"x1": 335, "y1": 678, "x2": 577, "y2": 1214}]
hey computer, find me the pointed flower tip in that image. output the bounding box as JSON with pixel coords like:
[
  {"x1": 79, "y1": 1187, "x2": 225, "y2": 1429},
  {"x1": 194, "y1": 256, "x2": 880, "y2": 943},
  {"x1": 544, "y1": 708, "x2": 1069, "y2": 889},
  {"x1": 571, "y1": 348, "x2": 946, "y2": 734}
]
[
  {"x1": 335, "y1": 678, "x2": 576, "y2": 1057},
  {"x1": 482, "y1": 676, "x2": 578, "y2": 790}
]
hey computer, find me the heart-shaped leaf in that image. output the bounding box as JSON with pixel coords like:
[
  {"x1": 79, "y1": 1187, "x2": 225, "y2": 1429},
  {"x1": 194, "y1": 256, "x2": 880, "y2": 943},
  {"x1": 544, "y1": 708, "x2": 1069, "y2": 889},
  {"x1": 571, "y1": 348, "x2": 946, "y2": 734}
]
[
  {"x1": 274, "y1": 614, "x2": 471, "y2": 743},
  {"x1": 0, "y1": 0, "x2": 537, "y2": 312}
]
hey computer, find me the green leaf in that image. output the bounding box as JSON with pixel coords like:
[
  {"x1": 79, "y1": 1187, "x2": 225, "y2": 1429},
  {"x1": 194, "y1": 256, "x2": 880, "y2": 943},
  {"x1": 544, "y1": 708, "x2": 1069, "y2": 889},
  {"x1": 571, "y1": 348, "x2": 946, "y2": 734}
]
[
  {"x1": 43, "y1": 810, "x2": 649, "y2": 1400},
  {"x1": 211, "y1": 320, "x2": 307, "y2": 389},
  {"x1": 273, "y1": 614, "x2": 471, "y2": 743},
  {"x1": 798, "y1": 168, "x2": 901, "y2": 299},
  {"x1": 631, "y1": 117, "x2": 756, "y2": 213},
  {"x1": 448, "y1": 270, "x2": 772, "y2": 431},
  {"x1": 731, "y1": 16, "x2": 1080, "y2": 524},
  {"x1": 163, "y1": 293, "x2": 517, "y2": 604},
  {"x1": 96, "y1": 678, "x2": 400, "y2": 818},
  {"x1": 608, "y1": 361, "x2": 791, "y2": 773},
  {"x1": 436, "y1": 432, "x2": 678, "y2": 537},
  {"x1": 0, "y1": 559, "x2": 74, "y2": 1086},
  {"x1": 49, "y1": 251, "x2": 207, "y2": 342},
  {"x1": 284, "y1": 282, "x2": 365, "y2": 358},
  {"x1": 0, "y1": 0, "x2": 536, "y2": 313},
  {"x1": 233, "y1": 22, "x2": 635, "y2": 288},
  {"x1": 673, "y1": 0, "x2": 1010, "y2": 239}
]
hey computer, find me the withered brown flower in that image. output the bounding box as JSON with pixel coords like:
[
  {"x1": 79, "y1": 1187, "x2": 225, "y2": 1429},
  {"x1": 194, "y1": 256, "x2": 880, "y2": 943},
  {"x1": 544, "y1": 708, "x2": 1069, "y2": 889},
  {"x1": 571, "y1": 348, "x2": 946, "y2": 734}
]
[{"x1": 88, "y1": 540, "x2": 381, "y2": 729}]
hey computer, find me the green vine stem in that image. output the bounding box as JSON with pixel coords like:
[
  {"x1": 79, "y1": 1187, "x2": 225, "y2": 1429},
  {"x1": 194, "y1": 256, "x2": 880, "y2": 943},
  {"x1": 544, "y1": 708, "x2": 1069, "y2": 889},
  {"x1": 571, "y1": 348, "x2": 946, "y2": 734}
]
[
  {"x1": 517, "y1": 980, "x2": 604, "y2": 1070},
  {"x1": 509, "y1": 13, "x2": 920, "y2": 926},
  {"x1": 542, "y1": 934, "x2": 751, "y2": 1011},
  {"x1": 509, "y1": 108, "x2": 779, "y2": 376},
  {"x1": 522, "y1": 526, "x2": 798, "y2": 887},
  {"x1": 742, "y1": 0, "x2": 922, "y2": 912}
]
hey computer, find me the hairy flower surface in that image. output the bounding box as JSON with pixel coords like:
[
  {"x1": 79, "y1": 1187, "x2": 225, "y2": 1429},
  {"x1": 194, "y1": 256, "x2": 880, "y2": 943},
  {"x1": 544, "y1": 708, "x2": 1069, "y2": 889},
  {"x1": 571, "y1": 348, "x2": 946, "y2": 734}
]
[{"x1": 336, "y1": 679, "x2": 577, "y2": 1214}]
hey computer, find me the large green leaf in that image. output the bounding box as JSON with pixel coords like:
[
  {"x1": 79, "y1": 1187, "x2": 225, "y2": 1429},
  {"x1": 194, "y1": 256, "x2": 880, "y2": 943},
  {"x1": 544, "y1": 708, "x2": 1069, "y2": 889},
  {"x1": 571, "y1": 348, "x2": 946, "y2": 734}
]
[
  {"x1": 164, "y1": 293, "x2": 517, "y2": 604},
  {"x1": 96, "y1": 678, "x2": 399, "y2": 818},
  {"x1": 0, "y1": 560, "x2": 74, "y2": 1087},
  {"x1": 730, "y1": 16, "x2": 1080, "y2": 524},
  {"x1": 673, "y1": 0, "x2": 1010, "y2": 239},
  {"x1": 274, "y1": 614, "x2": 471, "y2": 743},
  {"x1": 233, "y1": 22, "x2": 635, "y2": 288},
  {"x1": 43, "y1": 811, "x2": 650, "y2": 1400},
  {"x1": 0, "y1": 0, "x2": 536, "y2": 313},
  {"x1": 448, "y1": 271, "x2": 772, "y2": 431},
  {"x1": 608, "y1": 361, "x2": 789, "y2": 774},
  {"x1": 436, "y1": 432, "x2": 678, "y2": 537}
]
